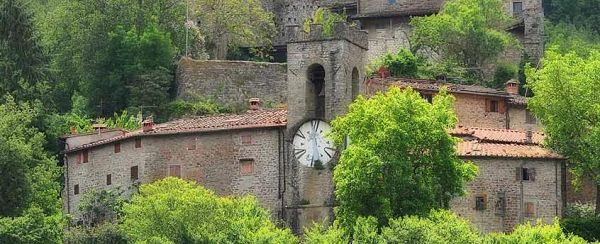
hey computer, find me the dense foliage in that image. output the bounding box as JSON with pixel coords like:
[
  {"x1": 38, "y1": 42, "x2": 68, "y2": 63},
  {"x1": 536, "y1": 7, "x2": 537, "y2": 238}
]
[
  {"x1": 330, "y1": 87, "x2": 478, "y2": 230},
  {"x1": 120, "y1": 177, "x2": 297, "y2": 243},
  {"x1": 527, "y1": 50, "x2": 600, "y2": 212},
  {"x1": 411, "y1": 0, "x2": 518, "y2": 79},
  {"x1": 303, "y1": 8, "x2": 347, "y2": 37},
  {"x1": 366, "y1": 48, "x2": 420, "y2": 78},
  {"x1": 544, "y1": 0, "x2": 600, "y2": 35}
]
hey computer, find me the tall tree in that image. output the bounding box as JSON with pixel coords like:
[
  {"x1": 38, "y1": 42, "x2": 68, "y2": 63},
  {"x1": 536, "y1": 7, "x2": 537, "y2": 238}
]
[
  {"x1": 527, "y1": 49, "x2": 600, "y2": 213},
  {"x1": 329, "y1": 87, "x2": 478, "y2": 231},
  {"x1": 193, "y1": 0, "x2": 275, "y2": 59},
  {"x1": 411, "y1": 0, "x2": 518, "y2": 79},
  {"x1": 545, "y1": 0, "x2": 600, "y2": 35}
]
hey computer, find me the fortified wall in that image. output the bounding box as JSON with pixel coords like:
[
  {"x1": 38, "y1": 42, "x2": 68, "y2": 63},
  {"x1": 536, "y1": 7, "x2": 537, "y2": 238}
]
[{"x1": 176, "y1": 58, "x2": 288, "y2": 109}]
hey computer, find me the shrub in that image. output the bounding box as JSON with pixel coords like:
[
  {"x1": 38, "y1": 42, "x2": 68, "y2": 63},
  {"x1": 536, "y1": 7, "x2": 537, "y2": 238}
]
[
  {"x1": 491, "y1": 63, "x2": 518, "y2": 89},
  {"x1": 0, "y1": 207, "x2": 64, "y2": 244},
  {"x1": 120, "y1": 177, "x2": 298, "y2": 243},
  {"x1": 367, "y1": 48, "x2": 419, "y2": 78},
  {"x1": 158, "y1": 96, "x2": 225, "y2": 122},
  {"x1": 303, "y1": 8, "x2": 347, "y2": 37},
  {"x1": 64, "y1": 222, "x2": 127, "y2": 244},
  {"x1": 77, "y1": 189, "x2": 125, "y2": 227},
  {"x1": 485, "y1": 220, "x2": 587, "y2": 244}
]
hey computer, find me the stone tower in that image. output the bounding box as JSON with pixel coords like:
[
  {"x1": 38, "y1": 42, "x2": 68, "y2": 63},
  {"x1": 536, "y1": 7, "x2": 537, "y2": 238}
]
[{"x1": 284, "y1": 22, "x2": 368, "y2": 232}]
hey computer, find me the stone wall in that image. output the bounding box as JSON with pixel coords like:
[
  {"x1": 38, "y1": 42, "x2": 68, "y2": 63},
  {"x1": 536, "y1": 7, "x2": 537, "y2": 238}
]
[
  {"x1": 454, "y1": 94, "x2": 508, "y2": 129},
  {"x1": 176, "y1": 58, "x2": 287, "y2": 109},
  {"x1": 361, "y1": 17, "x2": 413, "y2": 63},
  {"x1": 451, "y1": 158, "x2": 563, "y2": 233},
  {"x1": 358, "y1": 0, "x2": 444, "y2": 16},
  {"x1": 508, "y1": 106, "x2": 540, "y2": 131},
  {"x1": 64, "y1": 128, "x2": 285, "y2": 219}
]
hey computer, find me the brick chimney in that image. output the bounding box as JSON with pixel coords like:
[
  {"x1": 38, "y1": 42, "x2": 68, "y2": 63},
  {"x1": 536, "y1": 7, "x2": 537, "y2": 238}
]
[
  {"x1": 142, "y1": 116, "x2": 154, "y2": 132},
  {"x1": 92, "y1": 124, "x2": 107, "y2": 133},
  {"x1": 505, "y1": 79, "x2": 519, "y2": 95},
  {"x1": 249, "y1": 98, "x2": 261, "y2": 111}
]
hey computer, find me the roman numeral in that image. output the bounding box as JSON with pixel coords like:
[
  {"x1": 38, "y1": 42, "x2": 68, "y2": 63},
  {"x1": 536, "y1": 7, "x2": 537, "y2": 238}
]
[
  {"x1": 311, "y1": 120, "x2": 320, "y2": 132},
  {"x1": 324, "y1": 147, "x2": 336, "y2": 158},
  {"x1": 294, "y1": 149, "x2": 306, "y2": 159},
  {"x1": 295, "y1": 130, "x2": 306, "y2": 139}
]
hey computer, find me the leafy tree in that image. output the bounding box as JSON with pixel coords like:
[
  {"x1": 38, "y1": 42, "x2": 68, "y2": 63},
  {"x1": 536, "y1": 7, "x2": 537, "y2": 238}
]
[
  {"x1": 193, "y1": 0, "x2": 275, "y2": 59},
  {"x1": 120, "y1": 177, "x2": 297, "y2": 243},
  {"x1": 545, "y1": 23, "x2": 600, "y2": 58},
  {"x1": 65, "y1": 222, "x2": 127, "y2": 244},
  {"x1": 411, "y1": 0, "x2": 518, "y2": 79},
  {"x1": 366, "y1": 48, "x2": 420, "y2": 78},
  {"x1": 545, "y1": 0, "x2": 600, "y2": 35},
  {"x1": 78, "y1": 189, "x2": 125, "y2": 227},
  {"x1": 527, "y1": 49, "x2": 600, "y2": 213},
  {"x1": 303, "y1": 8, "x2": 347, "y2": 38},
  {"x1": 484, "y1": 220, "x2": 587, "y2": 244},
  {"x1": 0, "y1": 207, "x2": 64, "y2": 244},
  {"x1": 329, "y1": 87, "x2": 478, "y2": 230},
  {"x1": 492, "y1": 63, "x2": 518, "y2": 89}
]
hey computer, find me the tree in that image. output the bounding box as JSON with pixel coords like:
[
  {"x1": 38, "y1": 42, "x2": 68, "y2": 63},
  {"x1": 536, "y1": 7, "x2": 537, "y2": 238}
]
[
  {"x1": 329, "y1": 87, "x2": 478, "y2": 231},
  {"x1": 411, "y1": 0, "x2": 518, "y2": 79},
  {"x1": 545, "y1": 0, "x2": 600, "y2": 35},
  {"x1": 120, "y1": 177, "x2": 297, "y2": 243},
  {"x1": 193, "y1": 0, "x2": 275, "y2": 59},
  {"x1": 485, "y1": 220, "x2": 587, "y2": 243},
  {"x1": 527, "y1": 50, "x2": 600, "y2": 213}
]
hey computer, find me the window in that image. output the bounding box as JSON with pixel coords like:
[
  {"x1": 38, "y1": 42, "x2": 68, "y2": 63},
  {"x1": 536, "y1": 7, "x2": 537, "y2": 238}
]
[
  {"x1": 74, "y1": 184, "x2": 79, "y2": 195},
  {"x1": 241, "y1": 134, "x2": 252, "y2": 145},
  {"x1": 106, "y1": 174, "x2": 112, "y2": 185},
  {"x1": 131, "y1": 166, "x2": 139, "y2": 181},
  {"x1": 82, "y1": 150, "x2": 89, "y2": 163},
  {"x1": 475, "y1": 195, "x2": 487, "y2": 211},
  {"x1": 240, "y1": 159, "x2": 254, "y2": 175},
  {"x1": 526, "y1": 110, "x2": 537, "y2": 124},
  {"x1": 517, "y1": 167, "x2": 536, "y2": 181},
  {"x1": 169, "y1": 165, "x2": 181, "y2": 178},
  {"x1": 489, "y1": 100, "x2": 499, "y2": 113},
  {"x1": 421, "y1": 93, "x2": 433, "y2": 103},
  {"x1": 114, "y1": 142, "x2": 121, "y2": 153},
  {"x1": 388, "y1": 0, "x2": 397, "y2": 4},
  {"x1": 513, "y1": 2, "x2": 523, "y2": 16},
  {"x1": 187, "y1": 138, "x2": 196, "y2": 150},
  {"x1": 524, "y1": 202, "x2": 535, "y2": 217},
  {"x1": 135, "y1": 138, "x2": 142, "y2": 148}
]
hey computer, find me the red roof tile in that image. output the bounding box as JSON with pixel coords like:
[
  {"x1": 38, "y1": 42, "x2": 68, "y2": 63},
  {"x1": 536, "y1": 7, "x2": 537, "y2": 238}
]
[
  {"x1": 457, "y1": 141, "x2": 563, "y2": 159},
  {"x1": 367, "y1": 77, "x2": 511, "y2": 97},
  {"x1": 450, "y1": 127, "x2": 544, "y2": 145},
  {"x1": 63, "y1": 109, "x2": 287, "y2": 153}
]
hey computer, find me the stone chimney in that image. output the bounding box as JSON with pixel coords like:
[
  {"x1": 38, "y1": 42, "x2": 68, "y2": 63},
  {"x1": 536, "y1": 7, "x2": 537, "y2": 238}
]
[
  {"x1": 249, "y1": 98, "x2": 261, "y2": 111},
  {"x1": 525, "y1": 129, "x2": 533, "y2": 144},
  {"x1": 505, "y1": 79, "x2": 519, "y2": 95},
  {"x1": 142, "y1": 116, "x2": 154, "y2": 132}
]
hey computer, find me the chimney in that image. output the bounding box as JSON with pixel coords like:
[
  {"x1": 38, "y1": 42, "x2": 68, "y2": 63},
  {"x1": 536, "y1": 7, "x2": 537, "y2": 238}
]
[
  {"x1": 92, "y1": 124, "x2": 107, "y2": 133},
  {"x1": 505, "y1": 79, "x2": 519, "y2": 95},
  {"x1": 249, "y1": 98, "x2": 261, "y2": 111},
  {"x1": 142, "y1": 116, "x2": 154, "y2": 132},
  {"x1": 525, "y1": 129, "x2": 533, "y2": 144}
]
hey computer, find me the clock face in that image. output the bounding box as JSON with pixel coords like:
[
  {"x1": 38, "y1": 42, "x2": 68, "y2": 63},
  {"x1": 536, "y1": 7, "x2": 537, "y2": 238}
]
[{"x1": 292, "y1": 120, "x2": 336, "y2": 167}]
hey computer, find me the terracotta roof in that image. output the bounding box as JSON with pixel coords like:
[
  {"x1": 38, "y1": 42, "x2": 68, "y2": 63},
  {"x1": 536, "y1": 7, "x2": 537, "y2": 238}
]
[
  {"x1": 354, "y1": 8, "x2": 439, "y2": 18},
  {"x1": 450, "y1": 127, "x2": 544, "y2": 145},
  {"x1": 63, "y1": 109, "x2": 287, "y2": 153},
  {"x1": 457, "y1": 141, "x2": 563, "y2": 159},
  {"x1": 368, "y1": 78, "x2": 509, "y2": 97}
]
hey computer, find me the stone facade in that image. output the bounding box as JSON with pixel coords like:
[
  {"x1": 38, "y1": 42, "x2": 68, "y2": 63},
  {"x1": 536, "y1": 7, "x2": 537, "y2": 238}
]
[
  {"x1": 176, "y1": 58, "x2": 287, "y2": 109},
  {"x1": 451, "y1": 158, "x2": 563, "y2": 233},
  {"x1": 64, "y1": 128, "x2": 286, "y2": 219}
]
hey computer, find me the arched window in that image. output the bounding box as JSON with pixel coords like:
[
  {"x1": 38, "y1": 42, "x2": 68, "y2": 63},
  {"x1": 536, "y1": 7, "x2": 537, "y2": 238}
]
[
  {"x1": 307, "y1": 64, "x2": 326, "y2": 118},
  {"x1": 351, "y1": 67, "x2": 359, "y2": 100}
]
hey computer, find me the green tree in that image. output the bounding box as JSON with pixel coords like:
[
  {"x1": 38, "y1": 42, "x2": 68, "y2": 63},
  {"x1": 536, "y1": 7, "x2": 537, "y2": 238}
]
[
  {"x1": 120, "y1": 177, "x2": 297, "y2": 243},
  {"x1": 411, "y1": 0, "x2": 518, "y2": 79},
  {"x1": 193, "y1": 0, "x2": 275, "y2": 59},
  {"x1": 484, "y1": 220, "x2": 587, "y2": 244},
  {"x1": 329, "y1": 87, "x2": 478, "y2": 231},
  {"x1": 545, "y1": 23, "x2": 600, "y2": 58},
  {"x1": 303, "y1": 8, "x2": 347, "y2": 38},
  {"x1": 545, "y1": 0, "x2": 600, "y2": 35},
  {"x1": 366, "y1": 48, "x2": 420, "y2": 78},
  {"x1": 527, "y1": 49, "x2": 600, "y2": 213}
]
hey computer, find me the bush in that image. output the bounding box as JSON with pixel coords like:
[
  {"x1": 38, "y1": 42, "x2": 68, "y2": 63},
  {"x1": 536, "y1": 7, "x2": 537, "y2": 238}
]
[
  {"x1": 367, "y1": 48, "x2": 420, "y2": 78},
  {"x1": 303, "y1": 8, "x2": 347, "y2": 37},
  {"x1": 77, "y1": 189, "x2": 124, "y2": 227},
  {"x1": 158, "y1": 96, "x2": 225, "y2": 122},
  {"x1": 64, "y1": 222, "x2": 127, "y2": 244},
  {"x1": 485, "y1": 220, "x2": 587, "y2": 244},
  {"x1": 0, "y1": 207, "x2": 64, "y2": 244},
  {"x1": 491, "y1": 63, "x2": 518, "y2": 89},
  {"x1": 120, "y1": 177, "x2": 298, "y2": 243},
  {"x1": 562, "y1": 216, "x2": 600, "y2": 242}
]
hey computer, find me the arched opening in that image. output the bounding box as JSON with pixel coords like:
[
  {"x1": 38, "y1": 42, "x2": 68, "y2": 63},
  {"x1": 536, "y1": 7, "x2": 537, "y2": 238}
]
[
  {"x1": 351, "y1": 67, "x2": 359, "y2": 100},
  {"x1": 307, "y1": 64, "x2": 326, "y2": 118}
]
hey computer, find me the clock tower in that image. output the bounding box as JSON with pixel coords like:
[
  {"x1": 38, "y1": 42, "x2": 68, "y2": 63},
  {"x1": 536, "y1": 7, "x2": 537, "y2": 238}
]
[{"x1": 284, "y1": 22, "x2": 368, "y2": 232}]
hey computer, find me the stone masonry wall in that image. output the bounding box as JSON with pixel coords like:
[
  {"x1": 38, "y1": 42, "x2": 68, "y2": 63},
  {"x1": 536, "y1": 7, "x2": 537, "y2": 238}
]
[
  {"x1": 508, "y1": 106, "x2": 540, "y2": 131},
  {"x1": 176, "y1": 58, "x2": 287, "y2": 109},
  {"x1": 358, "y1": 0, "x2": 444, "y2": 16},
  {"x1": 65, "y1": 127, "x2": 285, "y2": 219},
  {"x1": 454, "y1": 94, "x2": 508, "y2": 129},
  {"x1": 451, "y1": 158, "x2": 563, "y2": 233}
]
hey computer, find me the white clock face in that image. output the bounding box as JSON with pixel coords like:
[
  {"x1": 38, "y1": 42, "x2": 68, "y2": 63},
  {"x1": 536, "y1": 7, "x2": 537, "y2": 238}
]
[{"x1": 292, "y1": 120, "x2": 336, "y2": 167}]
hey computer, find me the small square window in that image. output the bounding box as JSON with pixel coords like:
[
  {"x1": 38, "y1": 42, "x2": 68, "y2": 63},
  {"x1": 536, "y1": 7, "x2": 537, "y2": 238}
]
[
  {"x1": 475, "y1": 195, "x2": 487, "y2": 211},
  {"x1": 114, "y1": 143, "x2": 121, "y2": 153},
  {"x1": 518, "y1": 167, "x2": 536, "y2": 181},
  {"x1": 169, "y1": 165, "x2": 182, "y2": 178},
  {"x1": 526, "y1": 110, "x2": 537, "y2": 124},
  {"x1": 240, "y1": 159, "x2": 254, "y2": 175},
  {"x1": 82, "y1": 150, "x2": 89, "y2": 163},
  {"x1": 524, "y1": 202, "x2": 535, "y2": 217},
  {"x1": 74, "y1": 184, "x2": 79, "y2": 195},
  {"x1": 388, "y1": 0, "x2": 397, "y2": 4},
  {"x1": 490, "y1": 100, "x2": 499, "y2": 113},
  {"x1": 135, "y1": 138, "x2": 142, "y2": 148},
  {"x1": 131, "y1": 166, "x2": 139, "y2": 181},
  {"x1": 241, "y1": 134, "x2": 252, "y2": 145},
  {"x1": 187, "y1": 138, "x2": 196, "y2": 150},
  {"x1": 513, "y1": 2, "x2": 523, "y2": 16},
  {"x1": 106, "y1": 174, "x2": 112, "y2": 185}
]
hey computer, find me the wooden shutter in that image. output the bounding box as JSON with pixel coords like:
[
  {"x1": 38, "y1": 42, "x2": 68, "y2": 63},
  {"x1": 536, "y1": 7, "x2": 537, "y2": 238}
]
[
  {"x1": 114, "y1": 143, "x2": 121, "y2": 153},
  {"x1": 525, "y1": 202, "x2": 535, "y2": 217},
  {"x1": 499, "y1": 100, "x2": 507, "y2": 114},
  {"x1": 529, "y1": 168, "x2": 536, "y2": 181},
  {"x1": 187, "y1": 138, "x2": 196, "y2": 150},
  {"x1": 131, "y1": 166, "x2": 139, "y2": 180},
  {"x1": 516, "y1": 167, "x2": 522, "y2": 181},
  {"x1": 169, "y1": 165, "x2": 182, "y2": 178},
  {"x1": 485, "y1": 99, "x2": 491, "y2": 112}
]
